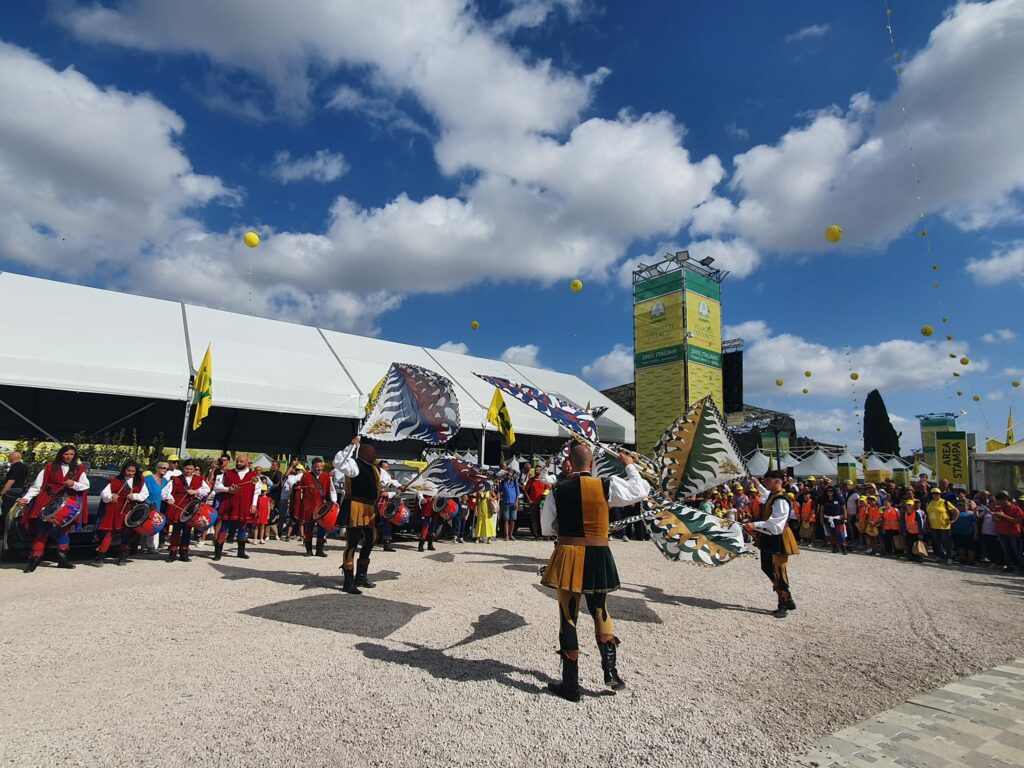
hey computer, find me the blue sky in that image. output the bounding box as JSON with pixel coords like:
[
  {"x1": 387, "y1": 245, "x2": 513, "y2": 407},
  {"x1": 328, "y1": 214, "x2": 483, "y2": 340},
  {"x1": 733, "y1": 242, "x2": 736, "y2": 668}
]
[{"x1": 1, "y1": 1, "x2": 1021, "y2": 452}]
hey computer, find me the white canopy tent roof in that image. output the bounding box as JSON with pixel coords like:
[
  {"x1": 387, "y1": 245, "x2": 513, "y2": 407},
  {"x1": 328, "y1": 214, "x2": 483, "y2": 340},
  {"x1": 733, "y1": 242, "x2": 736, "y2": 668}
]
[
  {"x1": 746, "y1": 450, "x2": 770, "y2": 476},
  {"x1": 779, "y1": 452, "x2": 799, "y2": 470},
  {"x1": 0, "y1": 273, "x2": 634, "y2": 443},
  {"x1": 835, "y1": 450, "x2": 866, "y2": 480},
  {"x1": 975, "y1": 439, "x2": 1024, "y2": 462},
  {"x1": 792, "y1": 450, "x2": 838, "y2": 479},
  {"x1": 865, "y1": 454, "x2": 890, "y2": 472}
]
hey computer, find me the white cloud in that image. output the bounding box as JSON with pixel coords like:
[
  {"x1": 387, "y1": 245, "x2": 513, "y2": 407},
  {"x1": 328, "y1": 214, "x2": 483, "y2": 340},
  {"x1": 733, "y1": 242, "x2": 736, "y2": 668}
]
[
  {"x1": 581, "y1": 343, "x2": 633, "y2": 389},
  {"x1": 723, "y1": 319, "x2": 771, "y2": 342},
  {"x1": 500, "y1": 344, "x2": 544, "y2": 368},
  {"x1": 491, "y1": 0, "x2": 583, "y2": 35},
  {"x1": 716, "y1": 0, "x2": 1024, "y2": 253},
  {"x1": 271, "y1": 150, "x2": 348, "y2": 183},
  {"x1": 787, "y1": 407, "x2": 862, "y2": 452},
  {"x1": 982, "y1": 328, "x2": 1017, "y2": 344},
  {"x1": 0, "y1": 42, "x2": 233, "y2": 275},
  {"x1": 436, "y1": 340, "x2": 468, "y2": 355},
  {"x1": 725, "y1": 121, "x2": 749, "y2": 141},
  {"x1": 686, "y1": 238, "x2": 761, "y2": 279},
  {"x1": 966, "y1": 241, "x2": 1024, "y2": 285},
  {"x1": 327, "y1": 85, "x2": 431, "y2": 138},
  {"x1": 784, "y1": 23, "x2": 831, "y2": 44},
  {"x1": 987, "y1": 391, "x2": 1006, "y2": 402},
  {"x1": 739, "y1": 321, "x2": 989, "y2": 397},
  {"x1": 1003, "y1": 367, "x2": 1024, "y2": 377}
]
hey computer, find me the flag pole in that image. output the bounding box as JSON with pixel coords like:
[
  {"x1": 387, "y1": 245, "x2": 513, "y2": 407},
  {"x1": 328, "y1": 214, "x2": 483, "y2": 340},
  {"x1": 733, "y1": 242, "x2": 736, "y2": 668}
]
[
  {"x1": 179, "y1": 375, "x2": 194, "y2": 457},
  {"x1": 479, "y1": 424, "x2": 487, "y2": 467}
]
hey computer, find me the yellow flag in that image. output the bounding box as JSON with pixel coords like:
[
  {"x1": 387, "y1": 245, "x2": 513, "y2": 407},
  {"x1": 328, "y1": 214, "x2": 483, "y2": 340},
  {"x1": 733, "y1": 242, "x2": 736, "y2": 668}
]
[
  {"x1": 1008, "y1": 406, "x2": 1015, "y2": 445},
  {"x1": 365, "y1": 375, "x2": 386, "y2": 417},
  {"x1": 913, "y1": 455, "x2": 920, "y2": 476},
  {"x1": 986, "y1": 438, "x2": 1007, "y2": 453},
  {"x1": 487, "y1": 389, "x2": 516, "y2": 447},
  {"x1": 192, "y1": 344, "x2": 213, "y2": 430}
]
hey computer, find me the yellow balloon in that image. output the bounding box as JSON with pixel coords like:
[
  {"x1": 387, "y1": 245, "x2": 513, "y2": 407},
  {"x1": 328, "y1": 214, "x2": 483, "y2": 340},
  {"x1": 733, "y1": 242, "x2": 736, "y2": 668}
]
[
  {"x1": 801, "y1": 388, "x2": 809, "y2": 394},
  {"x1": 931, "y1": 264, "x2": 939, "y2": 271},
  {"x1": 569, "y1": 279, "x2": 583, "y2": 293},
  {"x1": 953, "y1": 372, "x2": 961, "y2": 377},
  {"x1": 243, "y1": 231, "x2": 260, "y2": 248},
  {"x1": 960, "y1": 357, "x2": 970, "y2": 365},
  {"x1": 920, "y1": 325, "x2": 934, "y2": 337},
  {"x1": 836, "y1": 427, "x2": 842, "y2": 431},
  {"x1": 972, "y1": 395, "x2": 981, "y2": 402},
  {"x1": 945, "y1": 335, "x2": 953, "y2": 341},
  {"x1": 1014, "y1": 380, "x2": 1021, "y2": 388},
  {"x1": 948, "y1": 353, "x2": 957, "y2": 359},
  {"x1": 960, "y1": 409, "x2": 967, "y2": 415},
  {"x1": 850, "y1": 372, "x2": 859, "y2": 381},
  {"x1": 775, "y1": 378, "x2": 784, "y2": 387},
  {"x1": 803, "y1": 370, "x2": 812, "y2": 378},
  {"x1": 470, "y1": 320, "x2": 480, "y2": 330},
  {"x1": 824, "y1": 225, "x2": 843, "y2": 243},
  {"x1": 956, "y1": 391, "x2": 963, "y2": 396}
]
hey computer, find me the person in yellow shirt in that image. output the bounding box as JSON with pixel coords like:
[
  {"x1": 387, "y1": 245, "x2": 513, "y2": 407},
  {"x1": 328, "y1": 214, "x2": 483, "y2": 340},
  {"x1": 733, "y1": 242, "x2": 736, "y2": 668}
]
[
  {"x1": 926, "y1": 487, "x2": 959, "y2": 564},
  {"x1": 863, "y1": 496, "x2": 883, "y2": 555}
]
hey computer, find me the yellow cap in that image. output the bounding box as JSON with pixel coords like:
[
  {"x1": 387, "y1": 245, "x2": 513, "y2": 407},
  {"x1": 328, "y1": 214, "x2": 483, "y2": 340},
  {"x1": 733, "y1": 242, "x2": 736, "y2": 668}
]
[
  {"x1": 168, "y1": 454, "x2": 180, "y2": 462},
  {"x1": 786, "y1": 492, "x2": 795, "y2": 499},
  {"x1": 808, "y1": 475, "x2": 816, "y2": 480}
]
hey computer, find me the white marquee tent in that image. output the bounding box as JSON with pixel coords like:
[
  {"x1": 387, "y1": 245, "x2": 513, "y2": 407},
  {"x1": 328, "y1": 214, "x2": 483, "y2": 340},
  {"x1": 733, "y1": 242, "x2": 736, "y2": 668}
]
[{"x1": 792, "y1": 449, "x2": 838, "y2": 479}]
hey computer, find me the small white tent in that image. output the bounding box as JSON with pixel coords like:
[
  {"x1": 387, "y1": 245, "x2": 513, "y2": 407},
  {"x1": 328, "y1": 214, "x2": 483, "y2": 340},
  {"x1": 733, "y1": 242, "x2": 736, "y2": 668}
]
[
  {"x1": 746, "y1": 450, "x2": 770, "y2": 476},
  {"x1": 793, "y1": 450, "x2": 838, "y2": 479}
]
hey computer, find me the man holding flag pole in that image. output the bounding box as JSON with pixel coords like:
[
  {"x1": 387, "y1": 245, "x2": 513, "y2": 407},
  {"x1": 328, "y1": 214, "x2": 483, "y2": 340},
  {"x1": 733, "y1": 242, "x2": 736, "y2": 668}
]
[{"x1": 487, "y1": 389, "x2": 520, "y2": 540}]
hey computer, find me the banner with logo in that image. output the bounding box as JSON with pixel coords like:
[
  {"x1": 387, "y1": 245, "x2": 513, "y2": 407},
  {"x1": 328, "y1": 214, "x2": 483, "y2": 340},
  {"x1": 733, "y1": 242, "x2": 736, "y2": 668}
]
[
  {"x1": 634, "y1": 271, "x2": 686, "y2": 453},
  {"x1": 935, "y1": 431, "x2": 969, "y2": 485},
  {"x1": 919, "y1": 415, "x2": 956, "y2": 467},
  {"x1": 683, "y1": 270, "x2": 723, "y2": 413}
]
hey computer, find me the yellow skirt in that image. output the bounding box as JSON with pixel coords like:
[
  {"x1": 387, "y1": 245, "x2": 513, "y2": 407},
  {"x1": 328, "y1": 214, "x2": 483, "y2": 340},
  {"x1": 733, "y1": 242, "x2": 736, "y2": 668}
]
[
  {"x1": 541, "y1": 544, "x2": 620, "y2": 594},
  {"x1": 348, "y1": 500, "x2": 376, "y2": 528}
]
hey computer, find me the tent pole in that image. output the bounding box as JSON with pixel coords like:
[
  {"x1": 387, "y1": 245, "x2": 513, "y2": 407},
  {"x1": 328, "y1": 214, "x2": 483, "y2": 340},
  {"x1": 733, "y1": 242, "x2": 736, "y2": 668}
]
[
  {"x1": 179, "y1": 377, "x2": 194, "y2": 457},
  {"x1": 0, "y1": 398, "x2": 59, "y2": 442},
  {"x1": 479, "y1": 425, "x2": 486, "y2": 467}
]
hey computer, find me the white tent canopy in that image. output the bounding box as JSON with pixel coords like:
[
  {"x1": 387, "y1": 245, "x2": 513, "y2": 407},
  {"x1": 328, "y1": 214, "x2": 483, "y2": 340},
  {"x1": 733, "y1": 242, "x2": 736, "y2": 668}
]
[
  {"x1": 0, "y1": 272, "x2": 634, "y2": 443},
  {"x1": 746, "y1": 450, "x2": 770, "y2": 476},
  {"x1": 792, "y1": 450, "x2": 838, "y2": 479},
  {"x1": 835, "y1": 450, "x2": 865, "y2": 480},
  {"x1": 779, "y1": 452, "x2": 798, "y2": 470},
  {"x1": 865, "y1": 454, "x2": 890, "y2": 472}
]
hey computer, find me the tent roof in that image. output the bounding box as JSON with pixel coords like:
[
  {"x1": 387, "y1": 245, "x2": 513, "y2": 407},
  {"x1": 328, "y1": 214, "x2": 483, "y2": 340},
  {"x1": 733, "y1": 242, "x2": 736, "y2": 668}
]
[
  {"x1": 865, "y1": 454, "x2": 890, "y2": 471},
  {"x1": 779, "y1": 452, "x2": 798, "y2": 469},
  {"x1": 976, "y1": 438, "x2": 1024, "y2": 462},
  {"x1": 793, "y1": 450, "x2": 838, "y2": 478},
  {"x1": 0, "y1": 272, "x2": 633, "y2": 443},
  {"x1": 745, "y1": 450, "x2": 770, "y2": 476}
]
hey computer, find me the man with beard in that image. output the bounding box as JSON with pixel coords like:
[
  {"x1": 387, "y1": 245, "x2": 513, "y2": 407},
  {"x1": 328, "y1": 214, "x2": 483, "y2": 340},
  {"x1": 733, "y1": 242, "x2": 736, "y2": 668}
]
[
  {"x1": 213, "y1": 455, "x2": 260, "y2": 561},
  {"x1": 333, "y1": 437, "x2": 383, "y2": 594}
]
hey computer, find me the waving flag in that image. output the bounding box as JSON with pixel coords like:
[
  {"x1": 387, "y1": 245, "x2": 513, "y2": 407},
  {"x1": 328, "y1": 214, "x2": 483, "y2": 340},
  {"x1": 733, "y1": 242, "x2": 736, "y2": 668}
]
[
  {"x1": 413, "y1": 456, "x2": 496, "y2": 497},
  {"x1": 473, "y1": 374, "x2": 598, "y2": 441},
  {"x1": 192, "y1": 344, "x2": 213, "y2": 430},
  {"x1": 654, "y1": 396, "x2": 747, "y2": 500},
  {"x1": 643, "y1": 495, "x2": 752, "y2": 567},
  {"x1": 362, "y1": 363, "x2": 461, "y2": 444},
  {"x1": 487, "y1": 389, "x2": 516, "y2": 447}
]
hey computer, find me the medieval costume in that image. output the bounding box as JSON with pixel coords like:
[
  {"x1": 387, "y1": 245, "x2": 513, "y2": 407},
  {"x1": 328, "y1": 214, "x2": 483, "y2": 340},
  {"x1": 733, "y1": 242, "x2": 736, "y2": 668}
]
[
  {"x1": 162, "y1": 466, "x2": 209, "y2": 562},
  {"x1": 540, "y1": 459, "x2": 650, "y2": 702},
  {"x1": 96, "y1": 471, "x2": 149, "y2": 565},
  {"x1": 752, "y1": 472, "x2": 800, "y2": 618},
  {"x1": 213, "y1": 461, "x2": 261, "y2": 560},
  {"x1": 287, "y1": 464, "x2": 338, "y2": 557},
  {"x1": 333, "y1": 441, "x2": 378, "y2": 594},
  {"x1": 20, "y1": 449, "x2": 90, "y2": 572}
]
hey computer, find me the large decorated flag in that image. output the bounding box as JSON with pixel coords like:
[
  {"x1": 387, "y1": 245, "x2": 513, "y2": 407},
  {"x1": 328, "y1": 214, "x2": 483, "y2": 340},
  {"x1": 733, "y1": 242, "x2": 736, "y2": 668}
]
[
  {"x1": 643, "y1": 495, "x2": 751, "y2": 567},
  {"x1": 653, "y1": 396, "x2": 746, "y2": 500},
  {"x1": 473, "y1": 374, "x2": 598, "y2": 441},
  {"x1": 362, "y1": 363, "x2": 461, "y2": 445},
  {"x1": 410, "y1": 456, "x2": 496, "y2": 497}
]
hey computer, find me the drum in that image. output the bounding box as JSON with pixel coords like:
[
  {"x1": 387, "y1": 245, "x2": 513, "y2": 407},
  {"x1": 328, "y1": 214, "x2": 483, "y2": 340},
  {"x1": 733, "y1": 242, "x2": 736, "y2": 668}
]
[
  {"x1": 39, "y1": 493, "x2": 83, "y2": 529},
  {"x1": 313, "y1": 500, "x2": 341, "y2": 531},
  {"x1": 435, "y1": 497, "x2": 458, "y2": 521},
  {"x1": 181, "y1": 503, "x2": 217, "y2": 532},
  {"x1": 125, "y1": 504, "x2": 166, "y2": 536},
  {"x1": 384, "y1": 502, "x2": 410, "y2": 527}
]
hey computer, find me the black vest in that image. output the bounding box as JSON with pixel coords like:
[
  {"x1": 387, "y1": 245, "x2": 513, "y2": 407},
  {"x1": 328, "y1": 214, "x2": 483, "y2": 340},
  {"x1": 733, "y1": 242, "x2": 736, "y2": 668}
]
[{"x1": 552, "y1": 472, "x2": 611, "y2": 538}]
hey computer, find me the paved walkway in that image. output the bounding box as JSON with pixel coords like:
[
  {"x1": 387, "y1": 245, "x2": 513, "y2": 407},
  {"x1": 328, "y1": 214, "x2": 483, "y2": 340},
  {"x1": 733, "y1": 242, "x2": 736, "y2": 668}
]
[{"x1": 793, "y1": 659, "x2": 1024, "y2": 768}]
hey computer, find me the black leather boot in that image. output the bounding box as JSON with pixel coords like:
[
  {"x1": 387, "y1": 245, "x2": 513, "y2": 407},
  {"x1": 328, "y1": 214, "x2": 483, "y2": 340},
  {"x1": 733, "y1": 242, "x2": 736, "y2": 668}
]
[
  {"x1": 315, "y1": 540, "x2": 327, "y2": 558},
  {"x1": 342, "y1": 569, "x2": 362, "y2": 595},
  {"x1": 548, "y1": 652, "x2": 581, "y2": 702},
  {"x1": 179, "y1": 548, "x2": 191, "y2": 563},
  {"x1": 117, "y1": 550, "x2": 129, "y2": 566},
  {"x1": 382, "y1": 539, "x2": 396, "y2": 552},
  {"x1": 167, "y1": 549, "x2": 177, "y2": 563},
  {"x1": 24, "y1": 556, "x2": 41, "y2": 573},
  {"x1": 427, "y1": 537, "x2": 435, "y2": 551},
  {"x1": 91, "y1": 553, "x2": 104, "y2": 567},
  {"x1": 213, "y1": 542, "x2": 223, "y2": 561},
  {"x1": 304, "y1": 540, "x2": 313, "y2": 556},
  {"x1": 598, "y1": 641, "x2": 625, "y2": 690},
  {"x1": 55, "y1": 550, "x2": 76, "y2": 569},
  {"x1": 237, "y1": 540, "x2": 249, "y2": 559},
  {"x1": 354, "y1": 558, "x2": 376, "y2": 589},
  {"x1": 418, "y1": 539, "x2": 425, "y2": 552}
]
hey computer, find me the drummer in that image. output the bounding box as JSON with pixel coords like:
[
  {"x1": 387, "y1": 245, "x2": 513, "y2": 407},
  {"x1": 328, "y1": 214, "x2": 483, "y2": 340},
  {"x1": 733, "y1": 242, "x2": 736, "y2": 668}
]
[
  {"x1": 18, "y1": 444, "x2": 91, "y2": 573},
  {"x1": 94, "y1": 460, "x2": 149, "y2": 567},
  {"x1": 287, "y1": 457, "x2": 338, "y2": 558},
  {"x1": 161, "y1": 459, "x2": 209, "y2": 563}
]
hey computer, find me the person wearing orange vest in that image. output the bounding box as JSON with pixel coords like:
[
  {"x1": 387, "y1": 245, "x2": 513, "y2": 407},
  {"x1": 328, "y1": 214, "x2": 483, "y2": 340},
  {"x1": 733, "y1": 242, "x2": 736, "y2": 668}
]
[
  {"x1": 901, "y1": 499, "x2": 927, "y2": 562},
  {"x1": 796, "y1": 493, "x2": 816, "y2": 547},
  {"x1": 863, "y1": 496, "x2": 883, "y2": 555},
  {"x1": 880, "y1": 498, "x2": 901, "y2": 556}
]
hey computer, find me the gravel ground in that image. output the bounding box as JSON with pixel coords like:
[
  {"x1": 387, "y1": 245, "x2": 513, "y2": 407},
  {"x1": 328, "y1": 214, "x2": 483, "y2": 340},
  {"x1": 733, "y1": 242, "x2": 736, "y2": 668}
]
[{"x1": 1, "y1": 537, "x2": 1023, "y2": 768}]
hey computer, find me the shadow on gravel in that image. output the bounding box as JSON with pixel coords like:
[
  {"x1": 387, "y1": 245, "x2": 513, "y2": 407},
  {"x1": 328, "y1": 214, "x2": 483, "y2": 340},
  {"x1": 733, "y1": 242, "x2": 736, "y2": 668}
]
[
  {"x1": 356, "y1": 641, "x2": 552, "y2": 694},
  {"x1": 446, "y1": 608, "x2": 528, "y2": 650},
  {"x1": 213, "y1": 562, "x2": 401, "y2": 591},
  {"x1": 530, "y1": 584, "x2": 663, "y2": 624},
  {"x1": 620, "y1": 584, "x2": 769, "y2": 616},
  {"x1": 963, "y1": 578, "x2": 1024, "y2": 595},
  {"x1": 244, "y1": 594, "x2": 429, "y2": 638}
]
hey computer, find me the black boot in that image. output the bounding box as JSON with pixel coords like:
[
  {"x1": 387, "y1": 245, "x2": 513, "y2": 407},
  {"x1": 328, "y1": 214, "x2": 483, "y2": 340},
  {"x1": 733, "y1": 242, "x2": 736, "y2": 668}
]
[
  {"x1": 831, "y1": 545, "x2": 838, "y2": 553},
  {"x1": 382, "y1": 539, "x2": 396, "y2": 552},
  {"x1": 598, "y1": 641, "x2": 625, "y2": 690},
  {"x1": 91, "y1": 553, "x2": 104, "y2": 567},
  {"x1": 355, "y1": 558, "x2": 376, "y2": 589},
  {"x1": 784, "y1": 597, "x2": 797, "y2": 611},
  {"x1": 548, "y1": 653, "x2": 581, "y2": 702},
  {"x1": 24, "y1": 556, "x2": 41, "y2": 573},
  {"x1": 55, "y1": 550, "x2": 76, "y2": 570},
  {"x1": 773, "y1": 601, "x2": 789, "y2": 618},
  {"x1": 315, "y1": 540, "x2": 328, "y2": 558},
  {"x1": 427, "y1": 538, "x2": 435, "y2": 551},
  {"x1": 418, "y1": 539, "x2": 425, "y2": 552},
  {"x1": 237, "y1": 540, "x2": 250, "y2": 559},
  {"x1": 117, "y1": 550, "x2": 129, "y2": 566},
  {"x1": 304, "y1": 540, "x2": 313, "y2": 557},
  {"x1": 213, "y1": 542, "x2": 223, "y2": 561},
  {"x1": 167, "y1": 550, "x2": 177, "y2": 563},
  {"x1": 179, "y1": 548, "x2": 191, "y2": 563},
  {"x1": 342, "y1": 569, "x2": 362, "y2": 595}
]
